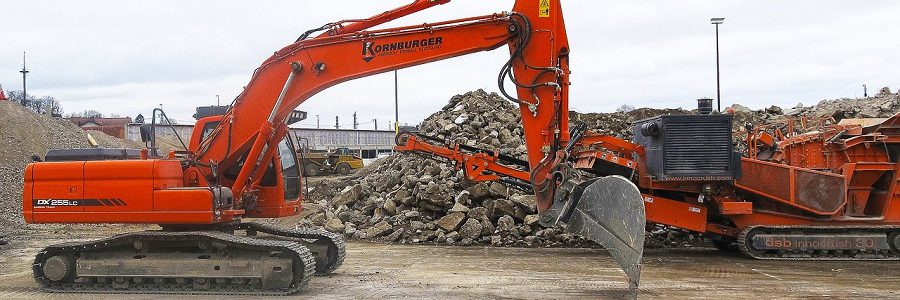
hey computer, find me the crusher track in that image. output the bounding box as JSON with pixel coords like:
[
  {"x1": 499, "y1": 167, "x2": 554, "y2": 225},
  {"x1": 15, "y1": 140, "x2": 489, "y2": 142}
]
[
  {"x1": 737, "y1": 225, "x2": 900, "y2": 260},
  {"x1": 30, "y1": 223, "x2": 347, "y2": 296}
]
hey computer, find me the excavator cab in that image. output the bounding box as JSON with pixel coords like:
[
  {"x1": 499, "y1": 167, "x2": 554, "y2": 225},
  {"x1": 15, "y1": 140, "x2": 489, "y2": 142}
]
[{"x1": 190, "y1": 115, "x2": 306, "y2": 218}]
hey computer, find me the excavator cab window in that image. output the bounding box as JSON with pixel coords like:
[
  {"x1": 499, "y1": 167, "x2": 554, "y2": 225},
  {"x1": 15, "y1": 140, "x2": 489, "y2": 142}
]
[
  {"x1": 229, "y1": 136, "x2": 301, "y2": 202},
  {"x1": 277, "y1": 137, "x2": 301, "y2": 200},
  {"x1": 199, "y1": 121, "x2": 219, "y2": 142}
]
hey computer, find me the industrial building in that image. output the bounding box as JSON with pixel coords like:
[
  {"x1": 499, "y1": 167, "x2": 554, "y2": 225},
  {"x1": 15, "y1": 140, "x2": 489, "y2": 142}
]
[{"x1": 125, "y1": 123, "x2": 395, "y2": 158}]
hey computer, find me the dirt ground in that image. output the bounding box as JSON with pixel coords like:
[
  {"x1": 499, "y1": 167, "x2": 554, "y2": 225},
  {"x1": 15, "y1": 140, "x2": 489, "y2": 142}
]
[{"x1": 0, "y1": 230, "x2": 898, "y2": 300}]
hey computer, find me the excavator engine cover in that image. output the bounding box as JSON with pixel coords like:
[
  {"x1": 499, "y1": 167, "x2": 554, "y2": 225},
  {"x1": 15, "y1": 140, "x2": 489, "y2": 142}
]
[{"x1": 559, "y1": 176, "x2": 646, "y2": 291}]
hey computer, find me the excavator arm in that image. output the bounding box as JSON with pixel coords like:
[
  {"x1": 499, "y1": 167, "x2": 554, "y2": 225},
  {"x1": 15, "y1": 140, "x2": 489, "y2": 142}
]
[
  {"x1": 194, "y1": 13, "x2": 520, "y2": 199},
  {"x1": 395, "y1": 131, "x2": 532, "y2": 185}
]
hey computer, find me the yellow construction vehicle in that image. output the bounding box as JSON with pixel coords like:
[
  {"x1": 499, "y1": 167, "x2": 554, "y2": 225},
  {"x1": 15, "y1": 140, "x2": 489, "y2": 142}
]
[{"x1": 299, "y1": 146, "x2": 364, "y2": 176}]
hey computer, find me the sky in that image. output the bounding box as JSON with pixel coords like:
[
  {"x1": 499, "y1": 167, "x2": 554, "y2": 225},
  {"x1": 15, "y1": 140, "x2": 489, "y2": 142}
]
[{"x1": 2, "y1": 1, "x2": 899, "y2": 129}]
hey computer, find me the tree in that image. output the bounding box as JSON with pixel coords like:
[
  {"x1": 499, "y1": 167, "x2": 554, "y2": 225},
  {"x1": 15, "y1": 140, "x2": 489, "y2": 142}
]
[
  {"x1": 6, "y1": 90, "x2": 64, "y2": 116},
  {"x1": 67, "y1": 109, "x2": 104, "y2": 118},
  {"x1": 6, "y1": 90, "x2": 27, "y2": 106},
  {"x1": 616, "y1": 104, "x2": 635, "y2": 113},
  {"x1": 42, "y1": 96, "x2": 63, "y2": 116}
]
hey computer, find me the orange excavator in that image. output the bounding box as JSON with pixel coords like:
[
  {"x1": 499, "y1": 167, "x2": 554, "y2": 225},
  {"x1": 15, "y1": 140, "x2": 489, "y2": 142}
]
[{"x1": 21, "y1": 0, "x2": 648, "y2": 295}]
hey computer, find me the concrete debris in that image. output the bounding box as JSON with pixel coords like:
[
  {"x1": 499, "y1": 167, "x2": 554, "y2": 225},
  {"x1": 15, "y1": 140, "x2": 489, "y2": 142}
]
[
  {"x1": 449, "y1": 202, "x2": 469, "y2": 213},
  {"x1": 360, "y1": 220, "x2": 392, "y2": 239},
  {"x1": 324, "y1": 218, "x2": 346, "y2": 233},
  {"x1": 877, "y1": 86, "x2": 892, "y2": 97},
  {"x1": 435, "y1": 212, "x2": 466, "y2": 232},
  {"x1": 301, "y1": 90, "x2": 600, "y2": 248},
  {"x1": 457, "y1": 218, "x2": 483, "y2": 241},
  {"x1": 735, "y1": 87, "x2": 900, "y2": 125}
]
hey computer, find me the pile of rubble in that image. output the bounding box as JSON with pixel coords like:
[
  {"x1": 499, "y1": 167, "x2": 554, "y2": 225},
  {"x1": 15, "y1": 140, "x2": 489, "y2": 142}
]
[
  {"x1": 803, "y1": 86, "x2": 899, "y2": 119},
  {"x1": 570, "y1": 107, "x2": 689, "y2": 139},
  {"x1": 417, "y1": 90, "x2": 528, "y2": 160},
  {"x1": 0, "y1": 101, "x2": 142, "y2": 229},
  {"x1": 728, "y1": 86, "x2": 900, "y2": 153},
  {"x1": 731, "y1": 86, "x2": 898, "y2": 124},
  {"x1": 300, "y1": 90, "x2": 590, "y2": 247},
  {"x1": 301, "y1": 90, "x2": 701, "y2": 248}
]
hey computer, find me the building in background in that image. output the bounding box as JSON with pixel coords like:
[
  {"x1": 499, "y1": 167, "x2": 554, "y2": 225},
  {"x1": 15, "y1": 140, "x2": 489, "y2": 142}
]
[
  {"x1": 68, "y1": 117, "x2": 133, "y2": 138},
  {"x1": 125, "y1": 123, "x2": 395, "y2": 159}
]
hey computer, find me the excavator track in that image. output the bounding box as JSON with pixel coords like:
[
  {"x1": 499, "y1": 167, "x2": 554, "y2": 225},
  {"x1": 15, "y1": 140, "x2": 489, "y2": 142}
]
[
  {"x1": 32, "y1": 230, "x2": 316, "y2": 296},
  {"x1": 241, "y1": 222, "x2": 346, "y2": 275},
  {"x1": 737, "y1": 225, "x2": 900, "y2": 260}
]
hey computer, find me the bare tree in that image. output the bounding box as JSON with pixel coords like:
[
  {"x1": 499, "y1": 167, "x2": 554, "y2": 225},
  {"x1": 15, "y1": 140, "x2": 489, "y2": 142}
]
[
  {"x1": 616, "y1": 104, "x2": 635, "y2": 113},
  {"x1": 67, "y1": 109, "x2": 104, "y2": 118},
  {"x1": 6, "y1": 90, "x2": 64, "y2": 116},
  {"x1": 6, "y1": 90, "x2": 27, "y2": 106},
  {"x1": 38, "y1": 96, "x2": 63, "y2": 116}
]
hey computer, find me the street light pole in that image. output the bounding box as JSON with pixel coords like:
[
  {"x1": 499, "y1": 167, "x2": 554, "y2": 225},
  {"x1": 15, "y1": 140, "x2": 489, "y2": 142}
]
[
  {"x1": 394, "y1": 70, "x2": 399, "y2": 134},
  {"x1": 19, "y1": 52, "x2": 29, "y2": 106},
  {"x1": 711, "y1": 18, "x2": 724, "y2": 112}
]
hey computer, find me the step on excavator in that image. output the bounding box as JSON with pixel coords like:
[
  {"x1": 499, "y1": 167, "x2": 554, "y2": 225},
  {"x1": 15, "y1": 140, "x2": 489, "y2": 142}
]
[{"x1": 21, "y1": 0, "x2": 648, "y2": 295}]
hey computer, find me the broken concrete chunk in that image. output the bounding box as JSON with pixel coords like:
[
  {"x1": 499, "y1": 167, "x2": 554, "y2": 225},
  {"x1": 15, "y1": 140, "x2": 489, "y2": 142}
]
[
  {"x1": 449, "y1": 202, "x2": 469, "y2": 213},
  {"x1": 360, "y1": 220, "x2": 392, "y2": 239},
  {"x1": 466, "y1": 182, "x2": 491, "y2": 200},
  {"x1": 497, "y1": 215, "x2": 515, "y2": 232},
  {"x1": 509, "y1": 195, "x2": 536, "y2": 214},
  {"x1": 523, "y1": 214, "x2": 540, "y2": 226},
  {"x1": 435, "y1": 212, "x2": 467, "y2": 232},
  {"x1": 489, "y1": 182, "x2": 509, "y2": 198},
  {"x1": 324, "y1": 218, "x2": 346, "y2": 233},
  {"x1": 458, "y1": 218, "x2": 483, "y2": 240}
]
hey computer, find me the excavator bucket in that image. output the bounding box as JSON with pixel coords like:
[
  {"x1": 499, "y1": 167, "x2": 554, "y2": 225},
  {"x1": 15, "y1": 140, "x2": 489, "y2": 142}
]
[{"x1": 560, "y1": 176, "x2": 646, "y2": 291}]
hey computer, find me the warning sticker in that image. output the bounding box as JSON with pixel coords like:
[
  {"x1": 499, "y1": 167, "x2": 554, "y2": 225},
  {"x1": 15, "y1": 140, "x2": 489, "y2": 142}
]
[{"x1": 539, "y1": 0, "x2": 550, "y2": 17}]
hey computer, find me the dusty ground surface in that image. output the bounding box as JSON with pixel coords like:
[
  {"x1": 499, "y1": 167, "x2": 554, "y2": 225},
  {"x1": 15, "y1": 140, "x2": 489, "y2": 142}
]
[{"x1": 0, "y1": 230, "x2": 898, "y2": 300}]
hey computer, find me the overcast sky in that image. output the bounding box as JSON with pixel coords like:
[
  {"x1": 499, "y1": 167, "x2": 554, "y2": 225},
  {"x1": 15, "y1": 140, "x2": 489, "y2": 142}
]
[{"x1": 2, "y1": 1, "x2": 899, "y2": 129}]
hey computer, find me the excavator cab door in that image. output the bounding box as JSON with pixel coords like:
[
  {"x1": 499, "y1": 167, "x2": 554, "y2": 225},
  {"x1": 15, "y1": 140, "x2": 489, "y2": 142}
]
[{"x1": 278, "y1": 135, "x2": 302, "y2": 201}]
